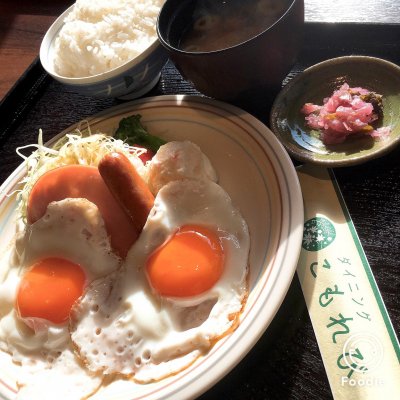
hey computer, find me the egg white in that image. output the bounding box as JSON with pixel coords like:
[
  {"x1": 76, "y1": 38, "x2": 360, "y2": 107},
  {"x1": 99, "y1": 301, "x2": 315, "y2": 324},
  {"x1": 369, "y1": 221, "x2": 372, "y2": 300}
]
[
  {"x1": 19, "y1": 198, "x2": 121, "y2": 283},
  {"x1": 70, "y1": 178, "x2": 250, "y2": 382}
]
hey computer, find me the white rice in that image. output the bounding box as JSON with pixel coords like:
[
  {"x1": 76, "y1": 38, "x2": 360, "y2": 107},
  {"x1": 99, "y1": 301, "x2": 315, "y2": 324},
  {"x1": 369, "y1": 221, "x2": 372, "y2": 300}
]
[{"x1": 53, "y1": 0, "x2": 165, "y2": 78}]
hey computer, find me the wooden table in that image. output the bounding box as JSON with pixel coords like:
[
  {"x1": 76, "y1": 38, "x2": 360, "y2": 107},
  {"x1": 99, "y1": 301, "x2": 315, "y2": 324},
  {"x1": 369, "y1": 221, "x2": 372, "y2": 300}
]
[
  {"x1": 0, "y1": 0, "x2": 73, "y2": 100},
  {"x1": 0, "y1": 1, "x2": 399, "y2": 400}
]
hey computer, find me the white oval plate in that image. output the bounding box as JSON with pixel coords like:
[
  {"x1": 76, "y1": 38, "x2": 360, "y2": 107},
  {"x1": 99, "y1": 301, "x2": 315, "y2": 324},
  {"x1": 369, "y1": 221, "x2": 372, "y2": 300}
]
[{"x1": 0, "y1": 95, "x2": 303, "y2": 400}]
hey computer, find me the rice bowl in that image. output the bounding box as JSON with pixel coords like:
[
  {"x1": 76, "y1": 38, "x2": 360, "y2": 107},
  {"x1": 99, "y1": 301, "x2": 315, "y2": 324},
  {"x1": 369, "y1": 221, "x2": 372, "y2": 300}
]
[{"x1": 40, "y1": 0, "x2": 168, "y2": 98}]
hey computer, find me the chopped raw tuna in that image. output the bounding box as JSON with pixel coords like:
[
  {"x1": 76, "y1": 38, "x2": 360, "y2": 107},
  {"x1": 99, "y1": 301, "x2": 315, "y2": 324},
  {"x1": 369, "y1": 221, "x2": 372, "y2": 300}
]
[{"x1": 301, "y1": 83, "x2": 391, "y2": 145}]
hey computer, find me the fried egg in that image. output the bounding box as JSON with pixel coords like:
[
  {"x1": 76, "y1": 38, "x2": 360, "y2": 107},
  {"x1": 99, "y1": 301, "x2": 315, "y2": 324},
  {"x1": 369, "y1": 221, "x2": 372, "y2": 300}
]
[
  {"x1": 0, "y1": 198, "x2": 121, "y2": 398},
  {"x1": 70, "y1": 178, "x2": 250, "y2": 382}
]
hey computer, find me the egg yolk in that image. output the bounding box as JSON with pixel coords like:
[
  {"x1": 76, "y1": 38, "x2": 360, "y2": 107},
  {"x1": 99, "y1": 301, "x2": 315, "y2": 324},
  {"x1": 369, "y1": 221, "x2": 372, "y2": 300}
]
[
  {"x1": 16, "y1": 258, "x2": 86, "y2": 325},
  {"x1": 146, "y1": 225, "x2": 224, "y2": 297}
]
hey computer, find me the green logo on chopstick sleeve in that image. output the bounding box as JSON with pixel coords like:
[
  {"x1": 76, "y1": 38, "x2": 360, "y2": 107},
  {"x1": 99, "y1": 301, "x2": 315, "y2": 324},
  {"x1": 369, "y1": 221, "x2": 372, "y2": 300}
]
[{"x1": 302, "y1": 217, "x2": 336, "y2": 251}]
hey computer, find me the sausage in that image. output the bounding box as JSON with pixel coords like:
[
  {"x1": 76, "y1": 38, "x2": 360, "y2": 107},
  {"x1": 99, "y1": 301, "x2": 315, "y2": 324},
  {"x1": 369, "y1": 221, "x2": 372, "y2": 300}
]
[{"x1": 98, "y1": 152, "x2": 154, "y2": 234}]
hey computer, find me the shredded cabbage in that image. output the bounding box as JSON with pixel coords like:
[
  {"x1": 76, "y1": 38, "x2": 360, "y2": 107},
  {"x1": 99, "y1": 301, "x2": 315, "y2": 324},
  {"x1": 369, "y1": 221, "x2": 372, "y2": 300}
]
[{"x1": 16, "y1": 127, "x2": 147, "y2": 222}]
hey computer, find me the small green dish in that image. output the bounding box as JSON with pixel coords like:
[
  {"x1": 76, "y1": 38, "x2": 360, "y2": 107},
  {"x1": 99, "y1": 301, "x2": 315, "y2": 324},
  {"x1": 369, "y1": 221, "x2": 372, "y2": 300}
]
[{"x1": 269, "y1": 56, "x2": 400, "y2": 166}]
